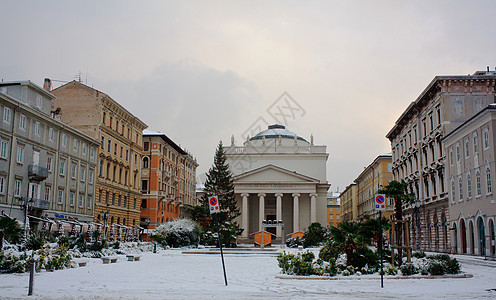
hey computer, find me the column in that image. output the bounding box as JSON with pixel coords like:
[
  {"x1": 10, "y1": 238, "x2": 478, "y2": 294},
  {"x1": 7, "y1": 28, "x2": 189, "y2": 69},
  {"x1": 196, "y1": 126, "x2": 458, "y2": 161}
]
[
  {"x1": 310, "y1": 193, "x2": 318, "y2": 223},
  {"x1": 241, "y1": 193, "x2": 249, "y2": 238},
  {"x1": 292, "y1": 193, "x2": 300, "y2": 232},
  {"x1": 258, "y1": 193, "x2": 265, "y2": 232},
  {"x1": 275, "y1": 193, "x2": 283, "y2": 238}
]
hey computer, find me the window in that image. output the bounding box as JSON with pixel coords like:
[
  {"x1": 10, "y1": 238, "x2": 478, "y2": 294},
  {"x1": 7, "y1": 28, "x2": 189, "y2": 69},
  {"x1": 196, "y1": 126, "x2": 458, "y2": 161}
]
[
  {"x1": 36, "y1": 95, "x2": 42, "y2": 108},
  {"x1": 102, "y1": 112, "x2": 106, "y2": 124},
  {"x1": 107, "y1": 140, "x2": 111, "y2": 153},
  {"x1": 329, "y1": 215, "x2": 333, "y2": 220},
  {"x1": 57, "y1": 189, "x2": 64, "y2": 204},
  {"x1": 16, "y1": 146, "x2": 24, "y2": 164},
  {"x1": 476, "y1": 170, "x2": 482, "y2": 196},
  {"x1": 3, "y1": 107, "x2": 11, "y2": 123},
  {"x1": 474, "y1": 134, "x2": 478, "y2": 153},
  {"x1": 87, "y1": 196, "x2": 92, "y2": 209},
  {"x1": 101, "y1": 136, "x2": 104, "y2": 150},
  {"x1": 99, "y1": 161, "x2": 103, "y2": 177},
  {"x1": 0, "y1": 176, "x2": 4, "y2": 194},
  {"x1": 34, "y1": 121, "x2": 41, "y2": 136},
  {"x1": 467, "y1": 174, "x2": 472, "y2": 198},
  {"x1": 89, "y1": 169, "x2": 94, "y2": 184},
  {"x1": 49, "y1": 128, "x2": 55, "y2": 141},
  {"x1": 0, "y1": 140, "x2": 8, "y2": 159},
  {"x1": 126, "y1": 149, "x2": 129, "y2": 161},
  {"x1": 80, "y1": 167, "x2": 86, "y2": 182},
  {"x1": 458, "y1": 178, "x2": 463, "y2": 200},
  {"x1": 144, "y1": 142, "x2": 149, "y2": 151},
  {"x1": 456, "y1": 144, "x2": 460, "y2": 162},
  {"x1": 486, "y1": 167, "x2": 492, "y2": 194},
  {"x1": 62, "y1": 134, "x2": 68, "y2": 146},
  {"x1": 44, "y1": 186, "x2": 51, "y2": 201},
  {"x1": 71, "y1": 164, "x2": 77, "y2": 179},
  {"x1": 70, "y1": 192, "x2": 75, "y2": 206},
  {"x1": 451, "y1": 180, "x2": 455, "y2": 203},
  {"x1": 19, "y1": 114, "x2": 27, "y2": 130},
  {"x1": 47, "y1": 156, "x2": 52, "y2": 172},
  {"x1": 90, "y1": 147, "x2": 95, "y2": 159},
  {"x1": 483, "y1": 129, "x2": 490, "y2": 149},
  {"x1": 82, "y1": 143, "x2": 87, "y2": 155},
  {"x1": 79, "y1": 194, "x2": 84, "y2": 207},
  {"x1": 465, "y1": 139, "x2": 469, "y2": 158},
  {"x1": 73, "y1": 139, "x2": 79, "y2": 152},
  {"x1": 143, "y1": 157, "x2": 149, "y2": 168},
  {"x1": 120, "y1": 146, "x2": 123, "y2": 158},
  {"x1": 14, "y1": 180, "x2": 21, "y2": 197},
  {"x1": 114, "y1": 142, "x2": 117, "y2": 155},
  {"x1": 59, "y1": 159, "x2": 66, "y2": 176}
]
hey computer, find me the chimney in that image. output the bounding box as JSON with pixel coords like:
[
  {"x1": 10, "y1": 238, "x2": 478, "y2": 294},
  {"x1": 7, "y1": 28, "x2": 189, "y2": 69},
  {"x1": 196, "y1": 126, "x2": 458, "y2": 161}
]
[{"x1": 43, "y1": 78, "x2": 52, "y2": 91}]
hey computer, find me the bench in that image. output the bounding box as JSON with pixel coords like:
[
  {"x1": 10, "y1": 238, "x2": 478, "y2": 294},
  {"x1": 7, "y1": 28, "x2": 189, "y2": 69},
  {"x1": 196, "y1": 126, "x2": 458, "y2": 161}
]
[
  {"x1": 110, "y1": 257, "x2": 118, "y2": 263},
  {"x1": 101, "y1": 257, "x2": 111, "y2": 264},
  {"x1": 126, "y1": 255, "x2": 135, "y2": 261},
  {"x1": 78, "y1": 261, "x2": 88, "y2": 267},
  {"x1": 134, "y1": 255, "x2": 141, "y2": 261}
]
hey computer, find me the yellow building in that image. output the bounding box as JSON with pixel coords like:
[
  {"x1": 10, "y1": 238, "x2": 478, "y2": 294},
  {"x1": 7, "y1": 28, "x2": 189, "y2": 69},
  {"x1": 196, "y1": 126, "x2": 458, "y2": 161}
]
[
  {"x1": 355, "y1": 154, "x2": 393, "y2": 221},
  {"x1": 340, "y1": 183, "x2": 358, "y2": 223},
  {"x1": 326, "y1": 192, "x2": 341, "y2": 227},
  {"x1": 50, "y1": 80, "x2": 147, "y2": 236}
]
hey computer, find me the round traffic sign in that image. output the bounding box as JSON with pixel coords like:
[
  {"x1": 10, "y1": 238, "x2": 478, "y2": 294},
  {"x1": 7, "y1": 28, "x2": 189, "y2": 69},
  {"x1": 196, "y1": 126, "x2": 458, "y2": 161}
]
[
  {"x1": 210, "y1": 197, "x2": 218, "y2": 206},
  {"x1": 376, "y1": 195, "x2": 385, "y2": 204}
]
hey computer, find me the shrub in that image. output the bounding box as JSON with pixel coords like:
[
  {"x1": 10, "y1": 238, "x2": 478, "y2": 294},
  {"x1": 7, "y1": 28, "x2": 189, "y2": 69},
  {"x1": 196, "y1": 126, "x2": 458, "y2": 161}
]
[
  {"x1": 286, "y1": 237, "x2": 304, "y2": 248},
  {"x1": 444, "y1": 257, "x2": 461, "y2": 274},
  {"x1": 0, "y1": 216, "x2": 24, "y2": 245},
  {"x1": 318, "y1": 240, "x2": 342, "y2": 262},
  {"x1": 400, "y1": 263, "x2": 418, "y2": 276},
  {"x1": 25, "y1": 232, "x2": 44, "y2": 250},
  {"x1": 277, "y1": 250, "x2": 317, "y2": 276},
  {"x1": 150, "y1": 219, "x2": 201, "y2": 248},
  {"x1": 277, "y1": 251, "x2": 295, "y2": 273},
  {"x1": 303, "y1": 223, "x2": 327, "y2": 247},
  {"x1": 57, "y1": 236, "x2": 69, "y2": 248},
  {"x1": 427, "y1": 261, "x2": 445, "y2": 276},
  {"x1": 412, "y1": 251, "x2": 426, "y2": 258},
  {"x1": 386, "y1": 265, "x2": 398, "y2": 275}
]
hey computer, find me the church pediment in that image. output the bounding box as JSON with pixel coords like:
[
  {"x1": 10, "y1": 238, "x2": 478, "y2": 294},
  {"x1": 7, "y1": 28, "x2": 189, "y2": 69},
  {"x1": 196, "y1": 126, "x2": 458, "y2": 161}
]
[{"x1": 234, "y1": 164, "x2": 319, "y2": 184}]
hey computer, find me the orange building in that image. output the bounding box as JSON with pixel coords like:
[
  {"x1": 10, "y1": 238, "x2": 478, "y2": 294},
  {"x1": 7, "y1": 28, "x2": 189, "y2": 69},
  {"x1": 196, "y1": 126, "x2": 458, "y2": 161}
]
[
  {"x1": 140, "y1": 130, "x2": 197, "y2": 232},
  {"x1": 327, "y1": 192, "x2": 341, "y2": 227}
]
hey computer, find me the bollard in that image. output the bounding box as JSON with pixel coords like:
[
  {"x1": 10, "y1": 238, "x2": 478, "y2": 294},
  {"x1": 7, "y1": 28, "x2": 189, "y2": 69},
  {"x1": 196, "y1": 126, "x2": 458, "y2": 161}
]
[{"x1": 28, "y1": 258, "x2": 35, "y2": 296}]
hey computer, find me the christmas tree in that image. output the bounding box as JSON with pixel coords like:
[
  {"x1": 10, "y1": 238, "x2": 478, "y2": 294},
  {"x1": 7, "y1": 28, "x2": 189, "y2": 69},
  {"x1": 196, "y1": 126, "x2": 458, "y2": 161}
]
[{"x1": 192, "y1": 141, "x2": 241, "y2": 246}]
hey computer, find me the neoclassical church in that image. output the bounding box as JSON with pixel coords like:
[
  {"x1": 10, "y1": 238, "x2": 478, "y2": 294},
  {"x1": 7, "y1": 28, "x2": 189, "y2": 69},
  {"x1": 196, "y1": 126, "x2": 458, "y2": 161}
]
[{"x1": 224, "y1": 124, "x2": 330, "y2": 243}]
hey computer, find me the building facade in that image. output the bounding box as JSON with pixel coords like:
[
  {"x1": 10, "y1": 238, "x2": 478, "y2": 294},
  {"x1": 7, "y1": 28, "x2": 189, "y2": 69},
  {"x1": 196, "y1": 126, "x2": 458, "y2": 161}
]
[
  {"x1": 327, "y1": 192, "x2": 340, "y2": 227},
  {"x1": 181, "y1": 153, "x2": 199, "y2": 217},
  {"x1": 224, "y1": 124, "x2": 330, "y2": 243},
  {"x1": 49, "y1": 80, "x2": 147, "y2": 231},
  {"x1": 0, "y1": 81, "x2": 98, "y2": 228},
  {"x1": 340, "y1": 183, "x2": 358, "y2": 222},
  {"x1": 443, "y1": 105, "x2": 496, "y2": 256},
  {"x1": 355, "y1": 154, "x2": 393, "y2": 221},
  {"x1": 140, "y1": 130, "x2": 197, "y2": 231},
  {"x1": 386, "y1": 70, "x2": 496, "y2": 253}
]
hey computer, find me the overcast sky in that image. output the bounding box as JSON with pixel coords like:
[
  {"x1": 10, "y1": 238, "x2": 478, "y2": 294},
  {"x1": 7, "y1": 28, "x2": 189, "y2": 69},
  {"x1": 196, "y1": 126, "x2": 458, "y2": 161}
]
[{"x1": 1, "y1": 1, "x2": 495, "y2": 192}]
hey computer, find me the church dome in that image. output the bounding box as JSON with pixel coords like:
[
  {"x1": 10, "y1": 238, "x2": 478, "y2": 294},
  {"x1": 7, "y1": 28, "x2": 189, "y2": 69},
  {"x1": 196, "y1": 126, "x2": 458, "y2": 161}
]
[{"x1": 250, "y1": 124, "x2": 308, "y2": 142}]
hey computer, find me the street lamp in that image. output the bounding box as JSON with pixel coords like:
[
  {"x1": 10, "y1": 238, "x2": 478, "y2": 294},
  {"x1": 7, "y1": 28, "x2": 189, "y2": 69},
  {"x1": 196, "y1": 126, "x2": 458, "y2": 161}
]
[{"x1": 100, "y1": 210, "x2": 109, "y2": 240}]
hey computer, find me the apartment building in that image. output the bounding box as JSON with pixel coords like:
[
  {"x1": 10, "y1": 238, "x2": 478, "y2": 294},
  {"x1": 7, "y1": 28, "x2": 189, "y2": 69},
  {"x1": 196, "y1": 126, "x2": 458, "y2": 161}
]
[{"x1": 340, "y1": 183, "x2": 357, "y2": 223}]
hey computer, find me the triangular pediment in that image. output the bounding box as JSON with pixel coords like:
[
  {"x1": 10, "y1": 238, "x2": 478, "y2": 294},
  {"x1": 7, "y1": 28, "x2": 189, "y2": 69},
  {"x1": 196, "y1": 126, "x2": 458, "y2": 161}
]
[{"x1": 234, "y1": 164, "x2": 319, "y2": 183}]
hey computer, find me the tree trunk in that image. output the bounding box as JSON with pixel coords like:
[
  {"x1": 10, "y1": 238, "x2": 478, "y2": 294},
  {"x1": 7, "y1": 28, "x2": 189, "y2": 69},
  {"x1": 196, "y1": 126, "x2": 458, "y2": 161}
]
[{"x1": 395, "y1": 198, "x2": 403, "y2": 266}]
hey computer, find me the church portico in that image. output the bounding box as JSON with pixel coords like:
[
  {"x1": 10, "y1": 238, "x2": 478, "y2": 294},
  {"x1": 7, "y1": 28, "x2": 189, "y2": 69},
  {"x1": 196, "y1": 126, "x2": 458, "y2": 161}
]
[{"x1": 225, "y1": 125, "x2": 330, "y2": 244}]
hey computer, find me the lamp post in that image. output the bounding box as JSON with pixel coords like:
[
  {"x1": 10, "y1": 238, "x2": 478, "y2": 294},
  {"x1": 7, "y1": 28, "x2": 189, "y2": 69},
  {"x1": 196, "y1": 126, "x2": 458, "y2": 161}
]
[
  {"x1": 100, "y1": 210, "x2": 109, "y2": 240},
  {"x1": 414, "y1": 199, "x2": 421, "y2": 252}
]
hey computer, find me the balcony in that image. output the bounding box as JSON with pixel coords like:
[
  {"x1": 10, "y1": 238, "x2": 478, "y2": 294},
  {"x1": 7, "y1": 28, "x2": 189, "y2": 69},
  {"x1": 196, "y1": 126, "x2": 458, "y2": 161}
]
[
  {"x1": 163, "y1": 170, "x2": 171, "y2": 180},
  {"x1": 172, "y1": 175, "x2": 178, "y2": 183},
  {"x1": 23, "y1": 197, "x2": 49, "y2": 210},
  {"x1": 28, "y1": 165, "x2": 48, "y2": 182}
]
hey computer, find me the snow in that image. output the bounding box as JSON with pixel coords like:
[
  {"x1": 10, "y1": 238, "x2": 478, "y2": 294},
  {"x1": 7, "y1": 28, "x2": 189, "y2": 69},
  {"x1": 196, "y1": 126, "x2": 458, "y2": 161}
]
[{"x1": 1, "y1": 248, "x2": 496, "y2": 299}]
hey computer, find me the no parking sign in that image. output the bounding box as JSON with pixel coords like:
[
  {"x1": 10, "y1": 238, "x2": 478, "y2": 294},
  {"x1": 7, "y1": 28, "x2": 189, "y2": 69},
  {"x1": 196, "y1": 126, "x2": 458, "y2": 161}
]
[
  {"x1": 375, "y1": 194, "x2": 386, "y2": 211},
  {"x1": 209, "y1": 196, "x2": 220, "y2": 214}
]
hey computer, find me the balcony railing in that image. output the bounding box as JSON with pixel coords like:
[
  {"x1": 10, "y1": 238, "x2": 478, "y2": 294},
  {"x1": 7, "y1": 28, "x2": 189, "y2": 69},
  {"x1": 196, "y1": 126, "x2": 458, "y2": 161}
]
[
  {"x1": 28, "y1": 165, "x2": 49, "y2": 181},
  {"x1": 23, "y1": 197, "x2": 49, "y2": 210}
]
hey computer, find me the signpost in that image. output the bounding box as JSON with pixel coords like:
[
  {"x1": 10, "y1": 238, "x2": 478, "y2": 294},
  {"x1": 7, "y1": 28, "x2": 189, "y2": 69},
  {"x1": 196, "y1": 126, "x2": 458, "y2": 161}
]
[
  {"x1": 209, "y1": 196, "x2": 228, "y2": 286},
  {"x1": 375, "y1": 194, "x2": 385, "y2": 288}
]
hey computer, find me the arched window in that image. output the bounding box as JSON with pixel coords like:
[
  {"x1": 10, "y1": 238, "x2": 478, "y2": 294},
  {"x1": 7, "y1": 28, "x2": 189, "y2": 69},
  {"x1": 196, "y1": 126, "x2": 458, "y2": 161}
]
[
  {"x1": 476, "y1": 170, "x2": 482, "y2": 196},
  {"x1": 486, "y1": 166, "x2": 492, "y2": 194},
  {"x1": 143, "y1": 157, "x2": 149, "y2": 168}
]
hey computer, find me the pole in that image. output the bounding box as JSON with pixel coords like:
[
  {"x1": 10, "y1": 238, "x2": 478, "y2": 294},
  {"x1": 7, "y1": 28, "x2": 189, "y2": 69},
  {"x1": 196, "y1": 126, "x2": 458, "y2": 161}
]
[
  {"x1": 28, "y1": 257, "x2": 35, "y2": 295},
  {"x1": 379, "y1": 211, "x2": 384, "y2": 288},
  {"x1": 215, "y1": 213, "x2": 228, "y2": 286}
]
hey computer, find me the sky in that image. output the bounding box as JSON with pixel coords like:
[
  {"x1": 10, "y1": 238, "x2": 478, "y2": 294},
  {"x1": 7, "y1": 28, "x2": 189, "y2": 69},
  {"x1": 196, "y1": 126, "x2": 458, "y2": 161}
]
[{"x1": 1, "y1": 0, "x2": 495, "y2": 192}]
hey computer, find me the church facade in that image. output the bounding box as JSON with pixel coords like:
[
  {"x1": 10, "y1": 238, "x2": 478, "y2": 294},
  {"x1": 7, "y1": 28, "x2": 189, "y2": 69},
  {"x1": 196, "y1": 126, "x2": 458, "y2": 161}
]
[{"x1": 224, "y1": 124, "x2": 330, "y2": 243}]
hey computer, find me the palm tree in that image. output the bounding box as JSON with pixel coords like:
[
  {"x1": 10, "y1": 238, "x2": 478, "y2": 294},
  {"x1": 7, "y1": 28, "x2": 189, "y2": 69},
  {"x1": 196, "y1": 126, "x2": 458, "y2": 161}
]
[
  {"x1": 330, "y1": 222, "x2": 367, "y2": 265},
  {"x1": 378, "y1": 180, "x2": 415, "y2": 265}
]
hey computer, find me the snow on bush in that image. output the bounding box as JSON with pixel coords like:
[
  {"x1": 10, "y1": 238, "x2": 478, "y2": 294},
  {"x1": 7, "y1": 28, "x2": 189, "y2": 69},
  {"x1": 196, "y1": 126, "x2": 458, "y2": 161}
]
[{"x1": 150, "y1": 219, "x2": 201, "y2": 248}]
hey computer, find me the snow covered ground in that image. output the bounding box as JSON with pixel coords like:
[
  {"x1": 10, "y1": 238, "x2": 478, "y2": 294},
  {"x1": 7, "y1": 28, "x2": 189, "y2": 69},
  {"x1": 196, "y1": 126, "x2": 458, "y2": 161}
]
[{"x1": 1, "y1": 248, "x2": 496, "y2": 300}]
